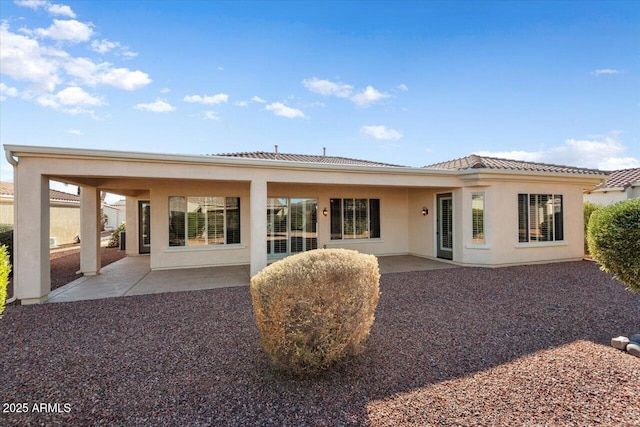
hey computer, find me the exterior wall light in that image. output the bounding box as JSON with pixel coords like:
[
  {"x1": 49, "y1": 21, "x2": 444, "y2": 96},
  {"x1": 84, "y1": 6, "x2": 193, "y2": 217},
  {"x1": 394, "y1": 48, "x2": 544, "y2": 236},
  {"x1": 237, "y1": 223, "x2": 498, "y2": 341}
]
[
  {"x1": 421, "y1": 207, "x2": 429, "y2": 216},
  {"x1": 323, "y1": 207, "x2": 328, "y2": 216}
]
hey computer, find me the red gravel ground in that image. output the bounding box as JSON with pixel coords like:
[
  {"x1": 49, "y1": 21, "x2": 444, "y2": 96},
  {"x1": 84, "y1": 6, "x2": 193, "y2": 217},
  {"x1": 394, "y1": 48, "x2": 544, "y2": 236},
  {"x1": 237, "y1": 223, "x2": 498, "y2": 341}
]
[{"x1": 1, "y1": 260, "x2": 638, "y2": 426}]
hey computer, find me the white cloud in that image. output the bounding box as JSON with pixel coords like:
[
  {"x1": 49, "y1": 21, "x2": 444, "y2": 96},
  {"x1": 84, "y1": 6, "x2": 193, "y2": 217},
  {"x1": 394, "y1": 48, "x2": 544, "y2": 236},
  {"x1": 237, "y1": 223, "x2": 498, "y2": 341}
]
[
  {"x1": 160, "y1": 88, "x2": 170, "y2": 94},
  {"x1": 361, "y1": 125, "x2": 403, "y2": 140},
  {"x1": 183, "y1": 93, "x2": 229, "y2": 105},
  {"x1": 0, "y1": 22, "x2": 64, "y2": 91},
  {"x1": 67, "y1": 128, "x2": 83, "y2": 135},
  {"x1": 14, "y1": 1, "x2": 76, "y2": 17},
  {"x1": 201, "y1": 111, "x2": 221, "y2": 121},
  {"x1": 90, "y1": 39, "x2": 137, "y2": 58},
  {"x1": 0, "y1": 82, "x2": 19, "y2": 100},
  {"x1": 476, "y1": 133, "x2": 639, "y2": 170},
  {"x1": 396, "y1": 83, "x2": 408, "y2": 91},
  {"x1": 90, "y1": 39, "x2": 118, "y2": 54},
  {"x1": 234, "y1": 100, "x2": 248, "y2": 107},
  {"x1": 592, "y1": 69, "x2": 621, "y2": 76},
  {"x1": 1, "y1": 22, "x2": 150, "y2": 94},
  {"x1": 251, "y1": 96, "x2": 266, "y2": 103},
  {"x1": 35, "y1": 19, "x2": 94, "y2": 43},
  {"x1": 351, "y1": 85, "x2": 391, "y2": 107},
  {"x1": 135, "y1": 99, "x2": 175, "y2": 113},
  {"x1": 302, "y1": 77, "x2": 392, "y2": 107},
  {"x1": 303, "y1": 77, "x2": 353, "y2": 98},
  {"x1": 265, "y1": 102, "x2": 305, "y2": 119},
  {"x1": 63, "y1": 57, "x2": 151, "y2": 90},
  {"x1": 99, "y1": 67, "x2": 150, "y2": 90},
  {"x1": 37, "y1": 85, "x2": 104, "y2": 115},
  {"x1": 14, "y1": 0, "x2": 48, "y2": 10},
  {"x1": 47, "y1": 4, "x2": 76, "y2": 18}
]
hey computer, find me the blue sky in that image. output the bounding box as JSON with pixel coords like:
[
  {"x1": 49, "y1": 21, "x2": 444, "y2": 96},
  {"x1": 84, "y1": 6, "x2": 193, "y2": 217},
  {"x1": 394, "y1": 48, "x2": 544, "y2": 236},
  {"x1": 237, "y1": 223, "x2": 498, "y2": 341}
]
[{"x1": 1, "y1": 0, "x2": 639, "y2": 189}]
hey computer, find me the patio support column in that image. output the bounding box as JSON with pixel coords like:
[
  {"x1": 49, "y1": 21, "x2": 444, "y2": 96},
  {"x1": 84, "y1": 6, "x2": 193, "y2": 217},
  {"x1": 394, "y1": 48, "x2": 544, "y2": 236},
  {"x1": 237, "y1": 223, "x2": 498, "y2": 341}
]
[
  {"x1": 14, "y1": 172, "x2": 51, "y2": 304},
  {"x1": 250, "y1": 179, "x2": 267, "y2": 276},
  {"x1": 80, "y1": 186, "x2": 101, "y2": 275}
]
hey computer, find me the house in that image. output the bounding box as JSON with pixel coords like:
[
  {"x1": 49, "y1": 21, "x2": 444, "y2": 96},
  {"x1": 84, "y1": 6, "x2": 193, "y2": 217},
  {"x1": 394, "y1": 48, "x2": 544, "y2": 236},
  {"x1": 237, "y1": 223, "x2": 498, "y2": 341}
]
[
  {"x1": 3, "y1": 145, "x2": 607, "y2": 304},
  {"x1": 102, "y1": 199, "x2": 126, "y2": 231},
  {"x1": 0, "y1": 180, "x2": 80, "y2": 246},
  {"x1": 584, "y1": 167, "x2": 640, "y2": 205}
]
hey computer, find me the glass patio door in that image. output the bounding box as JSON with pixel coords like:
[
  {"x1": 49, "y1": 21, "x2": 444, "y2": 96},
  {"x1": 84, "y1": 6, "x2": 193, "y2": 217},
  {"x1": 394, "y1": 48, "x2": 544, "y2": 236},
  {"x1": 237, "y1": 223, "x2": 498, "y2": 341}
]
[
  {"x1": 267, "y1": 198, "x2": 317, "y2": 258},
  {"x1": 437, "y1": 193, "x2": 453, "y2": 260},
  {"x1": 138, "y1": 200, "x2": 151, "y2": 254}
]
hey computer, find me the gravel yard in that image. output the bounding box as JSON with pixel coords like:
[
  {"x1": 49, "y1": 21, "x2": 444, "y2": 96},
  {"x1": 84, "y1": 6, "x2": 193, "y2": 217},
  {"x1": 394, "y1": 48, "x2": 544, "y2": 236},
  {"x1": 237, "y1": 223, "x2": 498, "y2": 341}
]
[{"x1": 1, "y1": 260, "x2": 639, "y2": 426}]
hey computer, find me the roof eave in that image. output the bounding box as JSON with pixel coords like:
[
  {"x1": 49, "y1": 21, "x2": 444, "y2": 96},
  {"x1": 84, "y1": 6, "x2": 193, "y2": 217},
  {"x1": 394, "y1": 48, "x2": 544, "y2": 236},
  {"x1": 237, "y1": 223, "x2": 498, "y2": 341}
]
[{"x1": 4, "y1": 144, "x2": 458, "y2": 176}]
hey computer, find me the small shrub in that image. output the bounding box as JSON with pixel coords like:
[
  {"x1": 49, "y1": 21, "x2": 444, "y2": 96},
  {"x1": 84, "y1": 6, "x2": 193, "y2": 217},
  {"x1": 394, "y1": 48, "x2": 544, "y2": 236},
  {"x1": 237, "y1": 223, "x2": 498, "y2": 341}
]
[
  {"x1": 583, "y1": 202, "x2": 602, "y2": 255},
  {"x1": 0, "y1": 229, "x2": 13, "y2": 269},
  {"x1": 587, "y1": 198, "x2": 640, "y2": 293},
  {"x1": 0, "y1": 245, "x2": 10, "y2": 318},
  {"x1": 107, "y1": 222, "x2": 126, "y2": 248},
  {"x1": 250, "y1": 249, "x2": 380, "y2": 375}
]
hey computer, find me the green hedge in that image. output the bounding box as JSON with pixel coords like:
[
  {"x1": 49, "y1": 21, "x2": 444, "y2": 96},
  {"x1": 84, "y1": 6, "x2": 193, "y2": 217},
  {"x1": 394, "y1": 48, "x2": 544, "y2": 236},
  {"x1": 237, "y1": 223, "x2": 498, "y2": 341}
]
[
  {"x1": 587, "y1": 198, "x2": 640, "y2": 293},
  {"x1": 0, "y1": 230, "x2": 13, "y2": 269},
  {"x1": 583, "y1": 202, "x2": 602, "y2": 254},
  {"x1": 0, "y1": 245, "x2": 10, "y2": 318}
]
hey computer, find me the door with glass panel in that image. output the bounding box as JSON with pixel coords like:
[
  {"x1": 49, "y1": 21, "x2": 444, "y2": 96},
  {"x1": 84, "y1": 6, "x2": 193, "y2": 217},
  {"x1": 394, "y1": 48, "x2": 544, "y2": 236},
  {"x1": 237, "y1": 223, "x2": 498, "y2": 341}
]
[
  {"x1": 267, "y1": 198, "x2": 317, "y2": 258},
  {"x1": 436, "y1": 193, "x2": 453, "y2": 260},
  {"x1": 138, "y1": 200, "x2": 151, "y2": 254}
]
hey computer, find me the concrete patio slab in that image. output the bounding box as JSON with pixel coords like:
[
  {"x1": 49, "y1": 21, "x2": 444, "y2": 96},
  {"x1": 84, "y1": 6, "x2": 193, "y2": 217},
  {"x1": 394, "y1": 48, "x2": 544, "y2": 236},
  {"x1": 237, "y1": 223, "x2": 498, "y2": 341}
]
[
  {"x1": 377, "y1": 255, "x2": 457, "y2": 273},
  {"x1": 46, "y1": 254, "x2": 455, "y2": 303}
]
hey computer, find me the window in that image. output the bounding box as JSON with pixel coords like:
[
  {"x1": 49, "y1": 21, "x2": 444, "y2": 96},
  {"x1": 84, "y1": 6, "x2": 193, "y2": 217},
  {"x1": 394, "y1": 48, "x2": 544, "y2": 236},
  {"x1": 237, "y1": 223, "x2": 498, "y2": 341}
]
[
  {"x1": 518, "y1": 194, "x2": 563, "y2": 243},
  {"x1": 169, "y1": 196, "x2": 240, "y2": 247},
  {"x1": 330, "y1": 198, "x2": 380, "y2": 240},
  {"x1": 267, "y1": 198, "x2": 317, "y2": 256},
  {"x1": 471, "y1": 193, "x2": 485, "y2": 244}
]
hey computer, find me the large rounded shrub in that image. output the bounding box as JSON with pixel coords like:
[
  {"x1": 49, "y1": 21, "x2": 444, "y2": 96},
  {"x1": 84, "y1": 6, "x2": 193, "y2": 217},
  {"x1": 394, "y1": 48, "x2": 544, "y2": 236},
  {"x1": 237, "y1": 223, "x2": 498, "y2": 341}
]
[
  {"x1": 587, "y1": 198, "x2": 640, "y2": 293},
  {"x1": 250, "y1": 249, "x2": 380, "y2": 375}
]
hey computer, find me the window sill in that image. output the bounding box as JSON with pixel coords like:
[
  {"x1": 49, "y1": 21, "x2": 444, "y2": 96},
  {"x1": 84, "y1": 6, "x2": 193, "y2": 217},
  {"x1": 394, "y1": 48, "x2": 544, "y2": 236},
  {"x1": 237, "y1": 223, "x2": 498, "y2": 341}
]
[
  {"x1": 465, "y1": 243, "x2": 491, "y2": 250},
  {"x1": 164, "y1": 244, "x2": 246, "y2": 253},
  {"x1": 326, "y1": 238, "x2": 384, "y2": 245},
  {"x1": 514, "y1": 241, "x2": 568, "y2": 249}
]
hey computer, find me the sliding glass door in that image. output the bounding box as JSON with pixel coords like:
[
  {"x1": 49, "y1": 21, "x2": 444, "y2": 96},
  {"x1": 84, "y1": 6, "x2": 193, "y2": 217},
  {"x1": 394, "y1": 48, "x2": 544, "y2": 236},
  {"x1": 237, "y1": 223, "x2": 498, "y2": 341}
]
[{"x1": 267, "y1": 198, "x2": 317, "y2": 258}]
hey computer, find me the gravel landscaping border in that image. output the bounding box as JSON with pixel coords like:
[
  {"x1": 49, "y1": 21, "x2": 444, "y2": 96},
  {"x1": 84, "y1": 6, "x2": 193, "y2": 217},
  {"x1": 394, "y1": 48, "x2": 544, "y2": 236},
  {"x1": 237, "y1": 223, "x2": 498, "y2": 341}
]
[{"x1": 1, "y1": 261, "x2": 639, "y2": 426}]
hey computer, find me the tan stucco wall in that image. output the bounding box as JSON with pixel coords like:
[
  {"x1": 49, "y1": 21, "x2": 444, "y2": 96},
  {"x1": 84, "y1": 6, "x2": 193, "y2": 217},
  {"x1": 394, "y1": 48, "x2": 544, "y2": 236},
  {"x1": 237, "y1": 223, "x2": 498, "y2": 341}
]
[
  {"x1": 103, "y1": 205, "x2": 126, "y2": 229},
  {"x1": 476, "y1": 181, "x2": 586, "y2": 266},
  {"x1": 0, "y1": 199, "x2": 13, "y2": 225},
  {"x1": 8, "y1": 150, "x2": 604, "y2": 300},
  {"x1": 148, "y1": 182, "x2": 415, "y2": 270},
  {"x1": 150, "y1": 181, "x2": 250, "y2": 270},
  {"x1": 2, "y1": 198, "x2": 79, "y2": 245},
  {"x1": 50, "y1": 204, "x2": 80, "y2": 245},
  {"x1": 584, "y1": 187, "x2": 638, "y2": 205}
]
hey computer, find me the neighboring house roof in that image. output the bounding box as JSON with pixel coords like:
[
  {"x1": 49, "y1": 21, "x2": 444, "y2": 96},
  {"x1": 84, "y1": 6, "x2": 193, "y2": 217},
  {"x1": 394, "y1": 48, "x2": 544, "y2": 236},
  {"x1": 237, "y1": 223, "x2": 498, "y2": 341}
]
[
  {"x1": 592, "y1": 167, "x2": 640, "y2": 191},
  {"x1": 0, "y1": 181, "x2": 80, "y2": 203},
  {"x1": 215, "y1": 151, "x2": 406, "y2": 167},
  {"x1": 424, "y1": 154, "x2": 607, "y2": 176}
]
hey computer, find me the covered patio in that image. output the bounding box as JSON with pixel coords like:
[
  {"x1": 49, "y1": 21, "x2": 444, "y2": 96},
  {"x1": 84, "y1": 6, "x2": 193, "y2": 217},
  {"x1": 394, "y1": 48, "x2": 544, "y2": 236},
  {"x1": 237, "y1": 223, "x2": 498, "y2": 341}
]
[{"x1": 46, "y1": 255, "x2": 456, "y2": 303}]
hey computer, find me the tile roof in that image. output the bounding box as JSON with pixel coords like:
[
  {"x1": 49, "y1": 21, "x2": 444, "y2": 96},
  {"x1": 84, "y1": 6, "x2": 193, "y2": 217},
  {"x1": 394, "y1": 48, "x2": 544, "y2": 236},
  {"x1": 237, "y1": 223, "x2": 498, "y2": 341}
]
[
  {"x1": 0, "y1": 181, "x2": 80, "y2": 203},
  {"x1": 593, "y1": 167, "x2": 640, "y2": 190},
  {"x1": 424, "y1": 154, "x2": 607, "y2": 175},
  {"x1": 214, "y1": 151, "x2": 406, "y2": 167}
]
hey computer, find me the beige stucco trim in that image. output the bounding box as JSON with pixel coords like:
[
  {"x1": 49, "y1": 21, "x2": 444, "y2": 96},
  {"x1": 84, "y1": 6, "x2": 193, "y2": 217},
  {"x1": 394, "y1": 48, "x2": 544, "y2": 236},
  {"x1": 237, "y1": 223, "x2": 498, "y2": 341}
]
[{"x1": 4, "y1": 144, "x2": 457, "y2": 177}]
